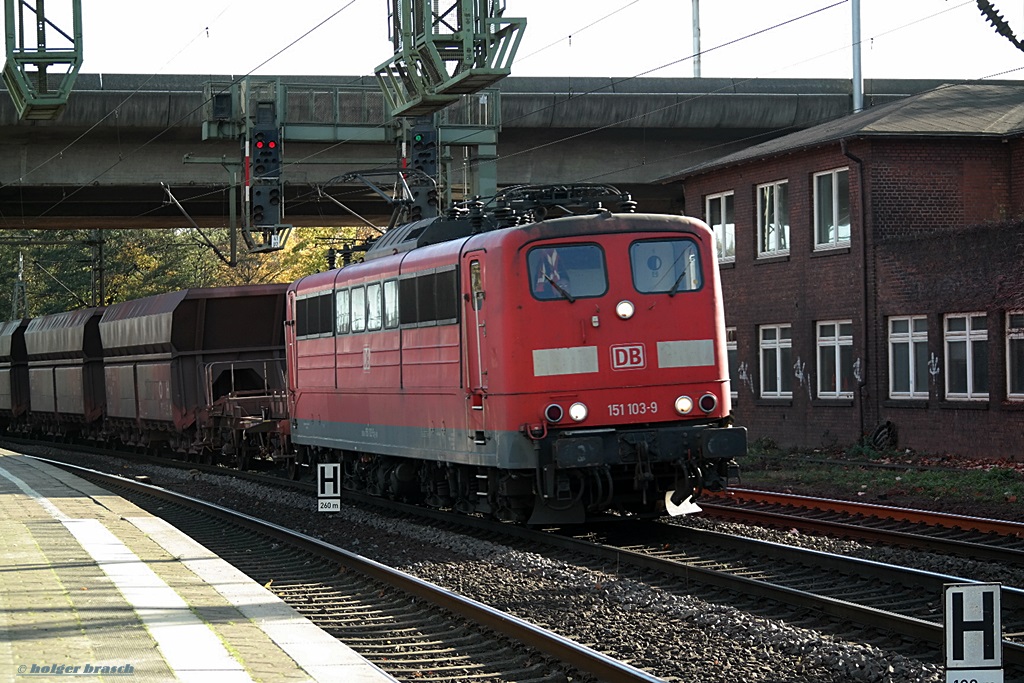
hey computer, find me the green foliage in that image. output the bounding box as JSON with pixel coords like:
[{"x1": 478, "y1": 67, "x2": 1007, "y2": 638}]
[
  {"x1": 0, "y1": 225, "x2": 367, "y2": 319},
  {"x1": 845, "y1": 438, "x2": 892, "y2": 461}
]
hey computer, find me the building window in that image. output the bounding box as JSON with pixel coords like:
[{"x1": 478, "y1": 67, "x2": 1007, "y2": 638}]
[
  {"x1": 726, "y1": 327, "x2": 738, "y2": 399},
  {"x1": 817, "y1": 320, "x2": 854, "y2": 398},
  {"x1": 888, "y1": 316, "x2": 928, "y2": 399},
  {"x1": 706, "y1": 191, "x2": 735, "y2": 262},
  {"x1": 757, "y1": 180, "x2": 789, "y2": 257},
  {"x1": 1008, "y1": 311, "x2": 1024, "y2": 400},
  {"x1": 944, "y1": 313, "x2": 988, "y2": 400},
  {"x1": 813, "y1": 168, "x2": 850, "y2": 249},
  {"x1": 760, "y1": 324, "x2": 792, "y2": 398}
]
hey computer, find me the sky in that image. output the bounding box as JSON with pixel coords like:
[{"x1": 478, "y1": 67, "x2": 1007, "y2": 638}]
[{"x1": 18, "y1": 0, "x2": 1024, "y2": 83}]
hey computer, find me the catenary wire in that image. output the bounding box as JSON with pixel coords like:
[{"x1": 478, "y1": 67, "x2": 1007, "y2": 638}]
[{"x1": 0, "y1": 0, "x2": 1003, "y2": 232}]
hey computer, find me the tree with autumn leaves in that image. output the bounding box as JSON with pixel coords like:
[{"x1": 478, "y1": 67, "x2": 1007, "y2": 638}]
[{"x1": 0, "y1": 224, "x2": 374, "y2": 318}]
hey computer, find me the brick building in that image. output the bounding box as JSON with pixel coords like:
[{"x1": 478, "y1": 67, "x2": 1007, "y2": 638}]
[{"x1": 667, "y1": 83, "x2": 1024, "y2": 459}]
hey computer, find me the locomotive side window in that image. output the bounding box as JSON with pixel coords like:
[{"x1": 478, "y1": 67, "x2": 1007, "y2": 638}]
[
  {"x1": 335, "y1": 289, "x2": 350, "y2": 334},
  {"x1": 528, "y1": 244, "x2": 606, "y2": 301},
  {"x1": 383, "y1": 280, "x2": 399, "y2": 329},
  {"x1": 297, "y1": 292, "x2": 335, "y2": 338},
  {"x1": 351, "y1": 286, "x2": 366, "y2": 333},
  {"x1": 435, "y1": 269, "x2": 459, "y2": 322},
  {"x1": 318, "y1": 293, "x2": 333, "y2": 334},
  {"x1": 399, "y1": 267, "x2": 460, "y2": 326},
  {"x1": 296, "y1": 297, "x2": 310, "y2": 337},
  {"x1": 367, "y1": 283, "x2": 383, "y2": 331},
  {"x1": 630, "y1": 239, "x2": 702, "y2": 294},
  {"x1": 470, "y1": 261, "x2": 484, "y2": 311}
]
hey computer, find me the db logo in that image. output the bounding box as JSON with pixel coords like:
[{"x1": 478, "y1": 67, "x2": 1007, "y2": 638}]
[{"x1": 611, "y1": 344, "x2": 646, "y2": 370}]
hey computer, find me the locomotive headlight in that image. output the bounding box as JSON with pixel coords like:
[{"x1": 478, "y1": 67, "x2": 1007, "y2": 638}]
[
  {"x1": 674, "y1": 395, "x2": 694, "y2": 415},
  {"x1": 568, "y1": 402, "x2": 588, "y2": 422},
  {"x1": 615, "y1": 300, "x2": 635, "y2": 320}
]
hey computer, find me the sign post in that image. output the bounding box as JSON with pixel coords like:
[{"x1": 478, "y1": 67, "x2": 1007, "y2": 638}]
[
  {"x1": 944, "y1": 582, "x2": 1003, "y2": 683},
  {"x1": 317, "y1": 463, "x2": 341, "y2": 512}
]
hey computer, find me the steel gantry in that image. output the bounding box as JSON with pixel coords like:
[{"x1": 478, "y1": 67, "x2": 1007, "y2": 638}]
[
  {"x1": 2, "y1": 0, "x2": 82, "y2": 120},
  {"x1": 376, "y1": 0, "x2": 525, "y2": 118}
]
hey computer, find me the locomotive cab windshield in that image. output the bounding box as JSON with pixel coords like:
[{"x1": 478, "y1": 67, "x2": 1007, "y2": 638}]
[
  {"x1": 629, "y1": 238, "x2": 702, "y2": 295},
  {"x1": 527, "y1": 244, "x2": 607, "y2": 301}
]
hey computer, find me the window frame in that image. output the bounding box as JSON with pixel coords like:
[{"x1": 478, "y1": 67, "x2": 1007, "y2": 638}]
[
  {"x1": 813, "y1": 167, "x2": 851, "y2": 250},
  {"x1": 756, "y1": 180, "x2": 790, "y2": 258},
  {"x1": 944, "y1": 312, "x2": 988, "y2": 401},
  {"x1": 816, "y1": 320, "x2": 854, "y2": 399},
  {"x1": 1007, "y1": 310, "x2": 1024, "y2": 401},
  {"x1": 759, "y1": 323, "x2": 792, "y2": 399},
  {"x1": 705, "y1": 190, "x2": 735, "y2": 263},
  {"x1": 887, "y1": 315, "x2": 929, "y2": 399}
]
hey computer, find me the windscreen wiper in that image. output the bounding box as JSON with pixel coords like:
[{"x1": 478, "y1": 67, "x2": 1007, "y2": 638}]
[
  {"x1": 545, "y1": 275, "x2": 575, "y2": 303},
  {"x1": 668, "y1": 268, "x2": 688, "y2": 297}
]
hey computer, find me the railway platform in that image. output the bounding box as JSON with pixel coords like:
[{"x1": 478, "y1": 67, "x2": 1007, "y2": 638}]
[{"x1": 0, "y1": 449, "x2": 398, "y2": 683}]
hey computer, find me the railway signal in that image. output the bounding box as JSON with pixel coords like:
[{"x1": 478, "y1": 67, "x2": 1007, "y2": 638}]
[
  {"x1": 244, "y1": 116, "x2": 290, "y2": 247},
  {"x1": 410, "y1": 124, "x2": 438, "y2": 178},
  {"x1": 250, "y1": 180, "x2": 281, "y2": 227},
  {"x1": 251, "y1": 124, "x2": 281, "y2": 179}
]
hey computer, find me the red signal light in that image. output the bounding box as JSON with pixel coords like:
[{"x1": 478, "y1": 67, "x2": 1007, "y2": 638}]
[
  {"x1": 268, "y1": 141, "x2": 277, "y2": 149},
  {"x1": 255, "y1": 140, "x2": 264, "y2": 149}
]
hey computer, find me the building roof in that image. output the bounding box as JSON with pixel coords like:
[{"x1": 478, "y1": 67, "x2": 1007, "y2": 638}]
[{"x1": 663, "y1": 82, "x2": 1024, "y2": 181}]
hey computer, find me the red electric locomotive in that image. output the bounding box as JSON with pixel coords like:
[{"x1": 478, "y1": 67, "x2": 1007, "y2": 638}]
[{"x1": 287, "y1": 185, "x2": 746, "y2": 524}]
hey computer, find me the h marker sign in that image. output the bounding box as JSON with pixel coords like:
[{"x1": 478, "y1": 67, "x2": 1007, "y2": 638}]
[
  {"x1": 944, "y1": 582, "x2": 1003, "y2": 683},
  {"x1": 318, "y1": 463, "x2": 341, "y2": 512}
]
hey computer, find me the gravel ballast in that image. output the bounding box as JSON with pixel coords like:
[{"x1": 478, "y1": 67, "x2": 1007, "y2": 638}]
[{"x1": 15, "y1": 449, "x2": 958, "y2": 683}]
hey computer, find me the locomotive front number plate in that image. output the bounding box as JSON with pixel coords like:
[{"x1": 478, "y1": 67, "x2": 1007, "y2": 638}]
[{"x1": 608, "y1": 401, "x2": 658, "y2": 417}]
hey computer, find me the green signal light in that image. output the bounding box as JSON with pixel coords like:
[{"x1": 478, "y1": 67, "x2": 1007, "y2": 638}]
[{"x1": 414, "y1": 133, "x2": 424, "y2": 142}]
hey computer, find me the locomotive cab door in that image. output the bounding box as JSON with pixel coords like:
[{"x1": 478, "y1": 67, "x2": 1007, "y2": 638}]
[{"x1": 462, "y1": 252, "x2": 488, "y2": 441}]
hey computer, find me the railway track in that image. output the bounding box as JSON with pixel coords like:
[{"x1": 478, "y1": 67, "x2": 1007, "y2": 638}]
[
  {"x1": 22, "y1": 443, "x2": 1024, "y2": 680},
  {"x1": 701, "y1": 488, "x2": 1024, "y2": 566},
  {"x1": 38, "y1": 456, "x2": 663, "y2": 683}
]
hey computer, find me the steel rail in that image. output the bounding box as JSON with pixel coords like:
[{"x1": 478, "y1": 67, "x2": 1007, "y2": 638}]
[
  {"x1": 33, "y1": 456, "x2": 664, "y2": 683},
  {"x1": 707, "y1": 487, "x2": 1024, "y2": 536},
  {"x1": 700, "y1": 500, "x2": 1024, "y2": 565}
]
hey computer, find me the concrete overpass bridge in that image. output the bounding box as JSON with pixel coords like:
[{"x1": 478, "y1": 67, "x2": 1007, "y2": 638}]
[{"x1": 0, "y1": 74, "x2": 942, "y2": 231}]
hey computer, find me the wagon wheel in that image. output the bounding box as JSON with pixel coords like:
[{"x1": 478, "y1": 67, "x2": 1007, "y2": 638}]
[{"x1": 287, "y1": 446, "x2": 306, "y2": 481}]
